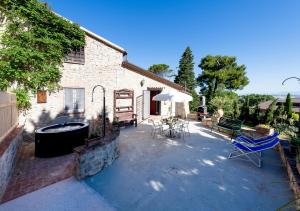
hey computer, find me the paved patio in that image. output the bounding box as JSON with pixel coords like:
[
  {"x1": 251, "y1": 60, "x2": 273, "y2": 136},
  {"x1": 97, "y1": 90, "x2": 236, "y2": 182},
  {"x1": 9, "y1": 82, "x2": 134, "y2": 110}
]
[
  {"x1": 1, "y1": 141, "x2": 75, "y2": 203},
  {"x1": 0, "y1": 121, "x2": 294, "y2": 210},
  {"x1": 85, "y1": 121, "x2": 293, "y2": 210}
]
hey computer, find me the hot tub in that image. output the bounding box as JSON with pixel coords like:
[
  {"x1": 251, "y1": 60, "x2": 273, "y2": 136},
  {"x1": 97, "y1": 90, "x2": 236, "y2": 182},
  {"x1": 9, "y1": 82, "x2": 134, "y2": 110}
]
[{"x1": 35, "y1": 122, "x2": 89, "y2": 158}]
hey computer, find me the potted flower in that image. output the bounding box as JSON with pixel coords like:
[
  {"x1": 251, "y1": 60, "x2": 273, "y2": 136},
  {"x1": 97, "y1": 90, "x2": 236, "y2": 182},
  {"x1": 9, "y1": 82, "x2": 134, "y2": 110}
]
[{"x1": 255, "y1": 124, "x2": 274, "y2": 136}]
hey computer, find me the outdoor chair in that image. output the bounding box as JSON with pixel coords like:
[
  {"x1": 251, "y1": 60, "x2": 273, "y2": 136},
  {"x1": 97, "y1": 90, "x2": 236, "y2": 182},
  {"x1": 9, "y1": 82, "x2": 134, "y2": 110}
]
[
  {"x1": 236, "y1": 132, "x2": 279, "y2": 145},
  {"x1": 182, "y1": 120, "x2": 190, "y2": 136},
  {"x1": 228, "y1": 136, "x2": 280, "y2": 167},
  {"x1": 149, "y1": 119, "x2": 164, "y2": 137}
]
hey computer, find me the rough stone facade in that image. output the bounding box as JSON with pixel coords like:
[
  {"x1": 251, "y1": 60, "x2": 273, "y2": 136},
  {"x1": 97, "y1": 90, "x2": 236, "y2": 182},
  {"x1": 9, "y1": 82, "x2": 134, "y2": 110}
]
[
  {"x1": 74, "y1": 131, "x2": 120, "y2": 180},
  {"x1": 24, "y1": 31, "x2": 190, "y2": 134},
  {"x1": 0, "y1": 128, "x2": 23, "y2": 200}
]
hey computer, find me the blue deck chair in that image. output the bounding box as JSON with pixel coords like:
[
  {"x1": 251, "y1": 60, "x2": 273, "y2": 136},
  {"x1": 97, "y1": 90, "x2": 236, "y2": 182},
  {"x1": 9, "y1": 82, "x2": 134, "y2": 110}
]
[
  {"x1": 236, "y1": 132, "x2": 279, "y2": 145},
  {"x1": 228, "y1": 137, "x2": 280, "y2": 167}
]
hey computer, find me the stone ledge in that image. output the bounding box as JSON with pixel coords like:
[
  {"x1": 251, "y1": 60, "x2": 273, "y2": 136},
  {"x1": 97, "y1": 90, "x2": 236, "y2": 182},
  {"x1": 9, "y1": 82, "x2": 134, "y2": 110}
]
[
  {"x1": 278, "y1": 142, "x2": 300, "y2": 209},
  {"x1": 0, "y1": 126, "x2": 23, "y2": 156},
  {"x1": 0, "y1": 126, "x2": 23, "y2": 200}
]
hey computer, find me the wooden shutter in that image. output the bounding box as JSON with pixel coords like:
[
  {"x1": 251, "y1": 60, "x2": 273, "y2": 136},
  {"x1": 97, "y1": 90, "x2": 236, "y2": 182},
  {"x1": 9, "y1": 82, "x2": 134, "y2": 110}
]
[
  {"x1": 76, "y1": 88, "x2": 85, "y2": 112},
  {"x1": 64, "y1": 47, "x2": 85, "y2": 64},
  {"x1": 64, "y1": 88, "x2": 73, "y2": 112},
  {"x1": 143, "y1": 90, "x2": 150, "y2": 120},
  {"x1": 37, "y1": 91, "x2": 47, "y2": 103}
]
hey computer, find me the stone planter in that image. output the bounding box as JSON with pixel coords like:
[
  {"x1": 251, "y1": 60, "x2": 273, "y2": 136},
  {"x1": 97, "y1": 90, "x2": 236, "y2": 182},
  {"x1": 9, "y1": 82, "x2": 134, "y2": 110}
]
[
  {"x1": 74, "y1": 125, "x2": 120, "y2": 180},
  {"x1": 255, "y1": 126, "x2": 274, "y2": 136}
]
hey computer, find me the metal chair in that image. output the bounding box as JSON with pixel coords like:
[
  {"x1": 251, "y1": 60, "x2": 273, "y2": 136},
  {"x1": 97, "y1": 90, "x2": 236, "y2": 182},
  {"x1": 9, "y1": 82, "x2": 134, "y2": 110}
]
[{"x1": 149, "y1": 119, "x2": 163, "y2": 138}]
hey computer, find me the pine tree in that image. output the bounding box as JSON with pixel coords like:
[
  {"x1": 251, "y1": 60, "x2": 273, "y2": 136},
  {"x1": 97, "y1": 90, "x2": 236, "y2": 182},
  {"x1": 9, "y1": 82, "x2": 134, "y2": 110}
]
[
  {"x1": 175, "y1": 47, "x2": 196, "y2": 91},
  {"x1": 174, "y1": 47, "x2": 198, "y2": 111},
  {"x1": 253, "y1": 104, "x2": 261, "y2": 125},
  {"x1": 264, "y1": 100, "x2": 276, "y2": 124},
  {"x1": 274, "y1": 103, "x2": 284, "y2": 123},
  {"x1": 233, "y1": 100, "x2": 240, "y2": 119},
  {"x1": 285, "y1": 93, "x2": 293, "y2": 118},
  {"x1": 240, "y1": 97, "x2": 250, "y2": 122}
]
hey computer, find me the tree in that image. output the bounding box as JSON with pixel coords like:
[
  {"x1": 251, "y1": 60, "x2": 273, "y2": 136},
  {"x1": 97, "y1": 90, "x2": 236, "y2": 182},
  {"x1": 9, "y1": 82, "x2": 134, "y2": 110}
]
[
  {"x1": 148, "y1": 64, "x2": 172, "y2": 77},
  {"x1": 209, "y1": 91, "x2": 239, "y2": 117},
  {"x1": 175, "y1": 47, "x2": 196, "y2": 91},
  {"x1": 240, "y1": 94, "x2": 275, "y2": 107},
  {"x1": 240, "y1": 97, "x2": 250, "y2": 122},
  {"x1": 197, "y1": 55, "x2": 249, "y2": 103},
  {"x1": 233, "y1": 100, "x2": 240, "y2": 119},
  {"x1": 264, "y1": 100, "x2": 277, "y2": 124},
  {"x1": 252, "y1": 104, "x2": 261, "y2": 125},
  {"x1": 274, "y1": 103, "x2": 284, "y2": 123},
  {"x1": 174, "y1": 47, "x2": 198, "y2": 111},
  {"x1": 285, "y1": 93, "x2": 293, "y2": 118},
  {"x1": 0, "y1": 0, "x2": 85, "y2": 110}
]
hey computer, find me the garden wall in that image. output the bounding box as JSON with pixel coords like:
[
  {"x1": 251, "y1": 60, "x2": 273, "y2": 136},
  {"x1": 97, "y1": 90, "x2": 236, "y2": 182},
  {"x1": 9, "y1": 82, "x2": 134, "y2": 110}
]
[
  {"x1": 0, "y1": 127, "x2": 23, "y2": 200},
  {"x1": 74, "y1": 127, "x2": 120, "y2": 180}
]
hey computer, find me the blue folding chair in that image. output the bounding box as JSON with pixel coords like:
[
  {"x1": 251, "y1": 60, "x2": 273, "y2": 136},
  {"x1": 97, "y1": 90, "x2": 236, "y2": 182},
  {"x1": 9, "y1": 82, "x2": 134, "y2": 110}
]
[
  {"x1": 228, "y1": 136, "x2": 280, "y2": 167},
  {"x1": 236, "y1": 132, "x2": 279, "y2": 145}
]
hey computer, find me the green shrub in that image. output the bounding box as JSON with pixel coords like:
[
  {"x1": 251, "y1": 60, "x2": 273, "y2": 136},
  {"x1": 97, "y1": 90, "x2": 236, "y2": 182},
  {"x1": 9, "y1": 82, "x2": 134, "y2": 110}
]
[
  {"x1": 13, "y1": 88, "x2": 31, "y2": 111},
  {"x1": 292, "y1": 113, "x2": 299, "y2": 122}
]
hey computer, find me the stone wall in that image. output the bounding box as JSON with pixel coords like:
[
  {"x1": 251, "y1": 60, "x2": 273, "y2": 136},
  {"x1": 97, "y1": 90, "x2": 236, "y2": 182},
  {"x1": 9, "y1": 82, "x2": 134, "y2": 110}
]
[
  {"x1": 24, "y1": 31, "x2": 190, "y2": 135},
  {"x1": 278, "y1": 143, "x2": 300, "y2": 209},
  {"x1": 74, "y1": 128, "x2": 120, "y2": 180},
  {"x1": 24, "y1": 34, "x2": 124, "y2": 134},
  {"x1": 0, "y1": 127, "x2": 23, "y2": 200}
]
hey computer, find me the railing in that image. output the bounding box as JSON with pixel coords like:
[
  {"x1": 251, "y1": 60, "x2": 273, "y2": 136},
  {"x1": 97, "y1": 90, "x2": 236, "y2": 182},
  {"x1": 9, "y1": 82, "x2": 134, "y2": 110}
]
[{"x1": 0, "y1": 92, "x2": 18, "y2": 143}]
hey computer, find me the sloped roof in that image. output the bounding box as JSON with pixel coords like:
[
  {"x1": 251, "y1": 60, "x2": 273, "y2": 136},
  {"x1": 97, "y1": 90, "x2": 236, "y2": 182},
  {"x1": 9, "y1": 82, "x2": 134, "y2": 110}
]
[
  {"x1": 122, "y1": 61, "x2": 191, "y2": 95},
  {"x1": 259, "y1": 98, "x2": 300, "y2": 113}
]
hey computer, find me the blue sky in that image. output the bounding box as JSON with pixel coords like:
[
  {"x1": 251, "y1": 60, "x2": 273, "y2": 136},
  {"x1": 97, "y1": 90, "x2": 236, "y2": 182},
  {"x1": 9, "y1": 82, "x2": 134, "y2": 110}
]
[{"x1": 45, "y1": 0, "x2": 300, "y2": 95}]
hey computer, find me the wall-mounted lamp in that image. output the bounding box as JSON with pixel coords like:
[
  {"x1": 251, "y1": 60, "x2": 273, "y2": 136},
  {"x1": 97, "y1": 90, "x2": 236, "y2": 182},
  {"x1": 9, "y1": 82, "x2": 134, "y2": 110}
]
[{"x1": 140, "y1": 79, "x2": 145, "y2": 87}]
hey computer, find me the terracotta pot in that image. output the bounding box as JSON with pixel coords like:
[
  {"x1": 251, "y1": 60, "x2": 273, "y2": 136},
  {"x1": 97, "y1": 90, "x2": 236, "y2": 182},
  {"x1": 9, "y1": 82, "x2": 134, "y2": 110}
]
[{"x1": 255, "y1": 126, "x2": 274, "y2": 136}]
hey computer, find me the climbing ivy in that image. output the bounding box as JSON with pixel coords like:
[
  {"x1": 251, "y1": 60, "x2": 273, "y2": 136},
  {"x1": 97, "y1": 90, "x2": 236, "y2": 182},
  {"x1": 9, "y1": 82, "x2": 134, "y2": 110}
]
[{"x1": 0, "y1": 0, "x2": 85, "y2": 110}]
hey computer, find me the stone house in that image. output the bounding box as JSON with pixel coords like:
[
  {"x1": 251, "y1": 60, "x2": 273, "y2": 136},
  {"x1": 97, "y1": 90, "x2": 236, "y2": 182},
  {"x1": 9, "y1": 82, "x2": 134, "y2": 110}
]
[{"x1": 23, "y1": 24, "x2": 191, "y2": 134}]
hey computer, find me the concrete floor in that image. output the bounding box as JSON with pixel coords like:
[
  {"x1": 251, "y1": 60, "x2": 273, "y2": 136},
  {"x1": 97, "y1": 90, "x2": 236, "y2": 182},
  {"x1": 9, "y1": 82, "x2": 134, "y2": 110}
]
[
  {"x1": 0, "y1": 177, "x2": 115, "y2": 211},
  {"x1": 0, "y1": 121, "x2": 294, "y2": 211},
  {"x1": 85, "y1": 121, "x2": 294, "y2": 211}
]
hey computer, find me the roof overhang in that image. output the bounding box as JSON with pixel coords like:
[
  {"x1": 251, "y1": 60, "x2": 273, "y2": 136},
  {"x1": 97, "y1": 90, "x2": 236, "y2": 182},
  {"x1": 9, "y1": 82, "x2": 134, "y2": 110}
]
[{"x1": 122, "y1": 61, "x2": 191, "y2": 95}]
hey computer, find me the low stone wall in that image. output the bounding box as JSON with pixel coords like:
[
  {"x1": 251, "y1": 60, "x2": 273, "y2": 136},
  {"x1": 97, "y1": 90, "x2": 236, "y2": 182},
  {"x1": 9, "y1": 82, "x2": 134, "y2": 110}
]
[
  {"x1": 74, "y1": 128, "x2": 120, "y2": 180},
  {"x1": 278, "y1": 143, "x2": 300, "y2": 209},
  {"x1": 0, "y1": 127, "x2": 23, "y2": 200}
]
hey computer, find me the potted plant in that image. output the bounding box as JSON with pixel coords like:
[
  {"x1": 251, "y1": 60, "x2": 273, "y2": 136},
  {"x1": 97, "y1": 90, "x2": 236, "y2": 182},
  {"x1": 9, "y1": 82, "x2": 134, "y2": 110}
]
[
  {"x1": 112, "y1": 118, "x2": 119, "y2": 126},
  {"x1": 255, "y1": 124, "x2": 274, "y2": 136}
]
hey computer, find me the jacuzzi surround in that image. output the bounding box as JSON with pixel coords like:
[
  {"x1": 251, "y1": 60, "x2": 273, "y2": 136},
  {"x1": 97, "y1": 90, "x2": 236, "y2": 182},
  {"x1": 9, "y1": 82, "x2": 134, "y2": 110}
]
[{"x1": 35, "y1": 122, "x2": 89, "y2": 158}]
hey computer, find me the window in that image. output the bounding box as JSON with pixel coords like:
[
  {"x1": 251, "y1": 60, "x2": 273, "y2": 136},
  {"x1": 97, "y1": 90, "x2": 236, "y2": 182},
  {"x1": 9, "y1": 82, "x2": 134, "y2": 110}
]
[
  {"x1": 37, "y1": 91, "x2": 47, "y2": 103},
  {"x1": 64, "y1": 47, "x2": 85, "y2": 64},
  {"x1": 64, "y1": 88, "x2": 85, "y2": 113}
]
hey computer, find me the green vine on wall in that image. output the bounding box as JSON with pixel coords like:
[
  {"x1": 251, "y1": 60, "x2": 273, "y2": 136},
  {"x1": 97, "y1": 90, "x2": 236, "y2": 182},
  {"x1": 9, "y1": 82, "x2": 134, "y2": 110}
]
[{"x1": 0, "y1": 0, "x2": 85, "y2": 110}]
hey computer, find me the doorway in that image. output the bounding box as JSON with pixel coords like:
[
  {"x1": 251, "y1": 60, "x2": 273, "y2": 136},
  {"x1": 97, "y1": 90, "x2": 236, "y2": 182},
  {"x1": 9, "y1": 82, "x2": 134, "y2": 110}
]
[{"x1": 150, "y1": 90, "x2": 161, "y2": 115}]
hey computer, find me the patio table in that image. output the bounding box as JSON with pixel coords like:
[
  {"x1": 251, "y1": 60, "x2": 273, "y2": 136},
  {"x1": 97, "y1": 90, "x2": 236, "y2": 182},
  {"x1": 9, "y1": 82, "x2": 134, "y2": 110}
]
[{"x1": 162, "y1": 117, "x2": 179, "y2": 138}]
